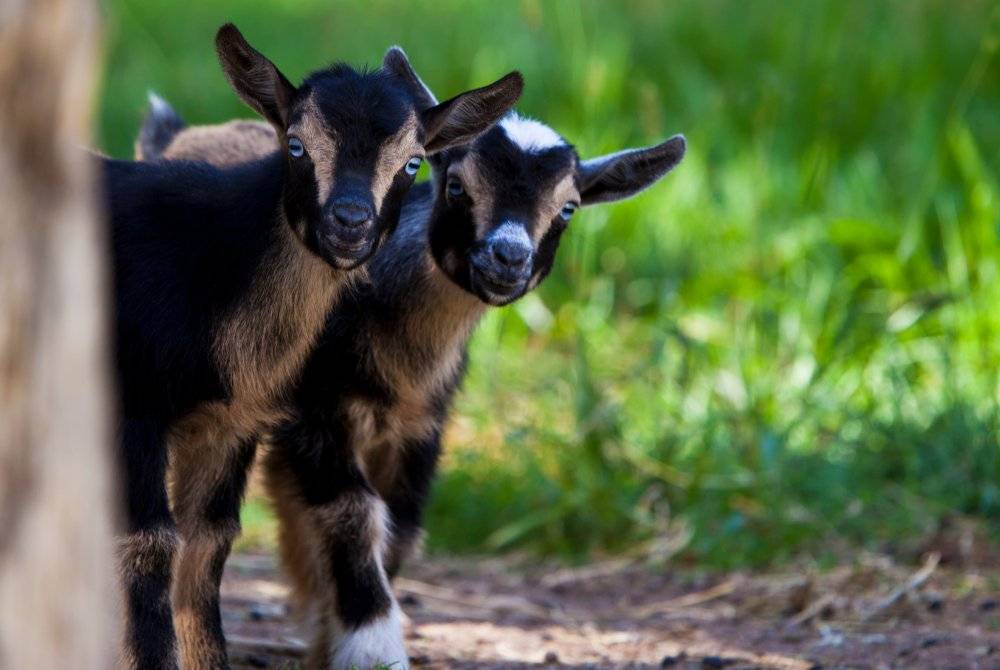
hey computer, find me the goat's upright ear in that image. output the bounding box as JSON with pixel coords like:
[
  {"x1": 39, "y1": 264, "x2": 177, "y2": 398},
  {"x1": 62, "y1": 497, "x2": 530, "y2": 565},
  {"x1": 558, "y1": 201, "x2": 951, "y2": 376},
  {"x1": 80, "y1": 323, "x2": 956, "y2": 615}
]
[
  {"x1": 420, "y1": 72, "x2": 524, "y2": 155},
  {"x1": 578, "y1": 134, "x2": 687, "y2": 206},
  {"x1": 215, "y1": 23, "x2": 296, "y2": 130},
  {"x1": 382, "y1": 46, "x2": 438, "y2": 110}
]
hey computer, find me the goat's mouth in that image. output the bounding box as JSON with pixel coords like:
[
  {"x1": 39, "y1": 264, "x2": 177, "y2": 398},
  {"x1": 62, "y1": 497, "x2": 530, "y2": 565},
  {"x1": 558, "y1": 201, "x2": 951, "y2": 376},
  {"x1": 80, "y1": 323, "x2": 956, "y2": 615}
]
[
  {"x1": 469, "y1": 266, "x2": 529, "y2": 306},
  {"x1": 319, "y1": 224, "x2": 380, "y2": 269}
]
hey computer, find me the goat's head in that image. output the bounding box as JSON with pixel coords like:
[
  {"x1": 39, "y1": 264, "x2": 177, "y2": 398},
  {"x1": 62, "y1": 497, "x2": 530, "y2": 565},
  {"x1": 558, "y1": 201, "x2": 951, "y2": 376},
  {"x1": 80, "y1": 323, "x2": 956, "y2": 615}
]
[
  {"x1": 215, "y1": 24, "x2": 523, "y2": 270},
  {"x1": 427, "y1": 113, "x2": 686, "y2": 305}
]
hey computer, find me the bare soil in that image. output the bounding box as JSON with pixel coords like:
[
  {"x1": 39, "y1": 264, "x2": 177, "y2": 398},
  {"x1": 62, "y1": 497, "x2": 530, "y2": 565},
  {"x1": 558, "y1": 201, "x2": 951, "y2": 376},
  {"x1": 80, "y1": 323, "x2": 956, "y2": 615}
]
[{"x1": 222, "y1": 553, "x2": 1000, "y2": 670}]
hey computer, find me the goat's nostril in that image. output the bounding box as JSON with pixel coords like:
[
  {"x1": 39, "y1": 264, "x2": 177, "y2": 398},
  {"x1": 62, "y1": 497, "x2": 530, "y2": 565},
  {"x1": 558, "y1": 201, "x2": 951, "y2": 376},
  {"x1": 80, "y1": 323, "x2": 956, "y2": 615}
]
[
  {"x1": 492, "y1": 242, "x2": 530, "y2": 269},
  {"x1": 332, "y1": 203, "x2": 373, "y2": 228}
]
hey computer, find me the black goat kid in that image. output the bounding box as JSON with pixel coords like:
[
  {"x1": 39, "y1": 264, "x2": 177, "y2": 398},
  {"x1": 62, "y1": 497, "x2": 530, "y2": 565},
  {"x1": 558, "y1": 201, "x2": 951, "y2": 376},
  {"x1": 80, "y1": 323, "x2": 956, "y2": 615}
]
[
  {"x1": 105, "y1": 24, "x2": 522, "y2": 670},
  {"x1": 142, "y1": 95, "x2": 684, "y2": 669}
]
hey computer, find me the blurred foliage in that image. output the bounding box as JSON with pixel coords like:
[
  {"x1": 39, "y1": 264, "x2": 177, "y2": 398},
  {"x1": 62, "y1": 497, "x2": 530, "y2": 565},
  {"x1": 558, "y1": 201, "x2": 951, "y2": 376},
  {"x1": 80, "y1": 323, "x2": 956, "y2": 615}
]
[{"x1": 99, "y1": 0, "x2": 1000, "y2": 567}]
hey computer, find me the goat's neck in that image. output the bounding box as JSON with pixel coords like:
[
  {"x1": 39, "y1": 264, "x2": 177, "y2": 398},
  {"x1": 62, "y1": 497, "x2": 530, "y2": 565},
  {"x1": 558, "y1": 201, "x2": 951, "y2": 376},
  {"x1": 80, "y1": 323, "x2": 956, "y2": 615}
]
[{"x1": 213, "y1": 188, "x2": 343, "y2": 408}]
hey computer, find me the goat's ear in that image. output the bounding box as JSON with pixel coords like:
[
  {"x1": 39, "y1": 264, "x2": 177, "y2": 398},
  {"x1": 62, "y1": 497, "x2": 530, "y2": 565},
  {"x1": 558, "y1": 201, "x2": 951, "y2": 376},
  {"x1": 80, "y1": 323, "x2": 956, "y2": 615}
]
[
  {"x1": 420, "y1": 71, "x2": 524, "y2": 155},
  {"x1": 383, "y1": 46, "x2": 438, "y2": 110},
  {"x1": 578, "y1": 134, "x2": 686, "y2": 206},
  {"x1": 215, "y1": 23, "x2": 295, "y2": 130}
]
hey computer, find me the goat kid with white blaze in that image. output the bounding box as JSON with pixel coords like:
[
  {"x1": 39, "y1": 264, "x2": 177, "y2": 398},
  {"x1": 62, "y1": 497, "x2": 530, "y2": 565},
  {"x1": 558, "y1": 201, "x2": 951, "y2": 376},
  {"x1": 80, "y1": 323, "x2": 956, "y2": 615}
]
[
  {"x1": 106, "y1": 24, "x2": 522, "y2": 670},
  {"x1": 140, "y1": 100, "x2": 683, "y2": 669}
]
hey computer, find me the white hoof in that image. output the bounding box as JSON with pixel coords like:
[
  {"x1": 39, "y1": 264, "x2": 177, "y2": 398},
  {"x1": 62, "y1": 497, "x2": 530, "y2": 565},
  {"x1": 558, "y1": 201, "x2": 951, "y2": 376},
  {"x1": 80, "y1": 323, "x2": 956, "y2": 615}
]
[{"x1": 331, "y1": 605, "x2": 408, "y2": 670}]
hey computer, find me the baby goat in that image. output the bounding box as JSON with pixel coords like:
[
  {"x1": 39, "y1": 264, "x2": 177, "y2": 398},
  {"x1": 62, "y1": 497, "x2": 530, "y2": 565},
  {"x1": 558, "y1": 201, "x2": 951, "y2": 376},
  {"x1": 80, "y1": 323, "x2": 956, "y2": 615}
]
[
  {"x1": 142, "y1": 92, "x2": 684, "y2": 669},
  {"x1": 105, "y1": 24, "x2": 521, "y2": 670}
]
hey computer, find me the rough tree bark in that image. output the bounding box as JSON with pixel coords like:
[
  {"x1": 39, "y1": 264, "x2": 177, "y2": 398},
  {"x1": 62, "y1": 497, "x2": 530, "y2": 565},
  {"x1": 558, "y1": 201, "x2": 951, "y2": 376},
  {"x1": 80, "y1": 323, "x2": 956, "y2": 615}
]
[{"x1": 0, "y1": 0, "x2": 116, "y2": 668}]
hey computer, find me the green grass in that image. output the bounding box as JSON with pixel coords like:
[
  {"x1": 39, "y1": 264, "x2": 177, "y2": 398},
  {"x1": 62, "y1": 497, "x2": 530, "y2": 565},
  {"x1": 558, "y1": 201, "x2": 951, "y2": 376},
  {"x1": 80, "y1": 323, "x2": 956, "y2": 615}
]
[{"x1": 99, "y1": 0, "x2": 1000, "y2": 567}]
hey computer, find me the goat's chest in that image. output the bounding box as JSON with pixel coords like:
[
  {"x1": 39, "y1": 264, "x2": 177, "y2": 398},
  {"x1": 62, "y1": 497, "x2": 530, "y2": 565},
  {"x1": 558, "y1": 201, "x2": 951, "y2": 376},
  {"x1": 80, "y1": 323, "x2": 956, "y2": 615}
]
[{"x1": 346, "y1": 338, "x2": 466, "y2": 486}]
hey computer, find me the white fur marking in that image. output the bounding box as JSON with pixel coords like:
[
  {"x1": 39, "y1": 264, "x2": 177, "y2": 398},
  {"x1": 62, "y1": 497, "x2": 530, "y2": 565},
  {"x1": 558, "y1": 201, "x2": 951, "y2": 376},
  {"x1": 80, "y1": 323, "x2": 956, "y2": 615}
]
[
  {"x1": 331, "y1": 603, "x2": 408, "y2": 670},
  {"x1": 499, "y1": 113, "x2": 564, "y2": 152}
]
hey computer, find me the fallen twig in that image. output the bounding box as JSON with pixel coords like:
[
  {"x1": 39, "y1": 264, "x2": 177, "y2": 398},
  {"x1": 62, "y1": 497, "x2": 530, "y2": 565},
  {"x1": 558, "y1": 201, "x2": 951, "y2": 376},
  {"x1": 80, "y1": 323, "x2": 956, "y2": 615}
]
[
  {"x1": 860, "y1": 552, "x2": 940, "y2": 622},
  {"x1": 633, "y1": 576, "x2": 743, "y2": 617}
]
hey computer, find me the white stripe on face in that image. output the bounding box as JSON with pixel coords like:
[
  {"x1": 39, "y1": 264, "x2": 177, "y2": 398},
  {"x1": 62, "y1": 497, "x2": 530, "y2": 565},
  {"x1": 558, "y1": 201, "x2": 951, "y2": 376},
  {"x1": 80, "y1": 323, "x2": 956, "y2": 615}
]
[{"x1": 499, "y1": 113, "x2": 565, "y2": 152}]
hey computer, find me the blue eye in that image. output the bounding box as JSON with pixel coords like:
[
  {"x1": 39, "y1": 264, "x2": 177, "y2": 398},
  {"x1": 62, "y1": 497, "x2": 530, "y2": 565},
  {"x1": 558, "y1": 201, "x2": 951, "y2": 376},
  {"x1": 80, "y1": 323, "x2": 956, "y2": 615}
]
[
  {"x1": 560, "y1": 202, "x2": 577, "y2": 221},
  {"x1": 447, "y1": 178, "x2": 464, "y2": 197},
  {"x1": 405, "y1": 156, "x2": 422, "y2": 176},
  {"x1": 288, "y1": 136, "x2": 304, "y2": 158}
]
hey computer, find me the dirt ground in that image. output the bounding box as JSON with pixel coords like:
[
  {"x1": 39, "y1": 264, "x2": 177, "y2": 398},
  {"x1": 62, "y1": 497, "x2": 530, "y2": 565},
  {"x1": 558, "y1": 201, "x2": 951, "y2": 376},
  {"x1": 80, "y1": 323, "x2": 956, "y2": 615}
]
[{"x1": 222, "y1": 552, "x2": 1000, "y2": 670}]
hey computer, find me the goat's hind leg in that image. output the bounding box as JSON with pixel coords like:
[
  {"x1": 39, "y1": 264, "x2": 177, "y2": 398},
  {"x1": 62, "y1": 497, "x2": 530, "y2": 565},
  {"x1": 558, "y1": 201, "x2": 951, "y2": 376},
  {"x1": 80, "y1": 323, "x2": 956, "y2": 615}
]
[
  {"x1": 117, "y1": 417, "x2": 180, "y2": 670},
  {"x1": 170, "y1": 435, "x2": 257, "y2": 670}
]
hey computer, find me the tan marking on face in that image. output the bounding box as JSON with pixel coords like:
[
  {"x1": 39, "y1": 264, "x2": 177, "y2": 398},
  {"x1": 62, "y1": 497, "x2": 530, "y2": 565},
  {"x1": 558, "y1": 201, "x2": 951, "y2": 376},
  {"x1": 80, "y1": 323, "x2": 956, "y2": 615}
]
[
  {"x1": 371, "y1": 112, "x2": 421, "y2": 210},
  {"x1": 155, "y1": 120, "x2": 277, "y2": 166},
  {"x1": 531, "y1": 171, "x2": 579, "y2": 244},
  {"x1": 288, "y1": 93, "x2": 339, "y2": 202},
  {"x1": 448, "y1": 153, "x2": 494, "y2": 238}
]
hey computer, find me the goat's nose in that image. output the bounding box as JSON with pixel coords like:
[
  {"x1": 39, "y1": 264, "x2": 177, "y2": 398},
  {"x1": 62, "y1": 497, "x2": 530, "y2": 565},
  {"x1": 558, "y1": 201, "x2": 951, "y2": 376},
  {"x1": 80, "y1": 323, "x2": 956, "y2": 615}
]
[
  {"x1": 332, "y1": 200, "x2": 374, "y2": 228},
  {"x1": 491, "y1": 240, "x2": 531, "y2": 270}
]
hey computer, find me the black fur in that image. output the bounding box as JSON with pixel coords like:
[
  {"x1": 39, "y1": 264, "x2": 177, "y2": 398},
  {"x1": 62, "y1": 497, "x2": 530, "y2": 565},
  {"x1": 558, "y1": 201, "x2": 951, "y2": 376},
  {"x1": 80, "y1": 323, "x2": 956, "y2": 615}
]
[{"x1": 107, "y1": 154, "x2": 284, "y2": 420}]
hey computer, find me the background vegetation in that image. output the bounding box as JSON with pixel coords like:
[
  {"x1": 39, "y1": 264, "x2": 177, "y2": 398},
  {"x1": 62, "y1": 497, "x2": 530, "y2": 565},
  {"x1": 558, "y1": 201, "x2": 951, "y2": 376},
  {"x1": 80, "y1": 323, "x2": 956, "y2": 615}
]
[{"x1": 99, "y1": 0, "x2": 1000, "y2": 567}]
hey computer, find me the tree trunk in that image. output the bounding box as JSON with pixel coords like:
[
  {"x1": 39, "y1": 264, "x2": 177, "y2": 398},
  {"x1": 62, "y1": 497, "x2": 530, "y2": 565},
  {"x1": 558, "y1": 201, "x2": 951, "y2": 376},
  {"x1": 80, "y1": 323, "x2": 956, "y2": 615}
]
[{"x1": 0, "y1": 0, "x2": 116, "y2": 668}]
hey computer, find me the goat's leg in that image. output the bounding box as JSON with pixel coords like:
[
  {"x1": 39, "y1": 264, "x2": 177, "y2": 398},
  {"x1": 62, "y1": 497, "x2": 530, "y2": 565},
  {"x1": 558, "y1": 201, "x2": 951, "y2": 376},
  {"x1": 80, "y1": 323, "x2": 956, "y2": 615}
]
[
  {"x1": 117, "y1": 418, "x2": 179, "y2": 670},
  {"x1": 170, "y1": 436, "x2": 257, "y2": 670},
  {"x1": 380, "y1": 433, "x2": 442, "y2": 579},
  {"x1": 264, "y1": 419, "x2": 408, "y2": 670}
]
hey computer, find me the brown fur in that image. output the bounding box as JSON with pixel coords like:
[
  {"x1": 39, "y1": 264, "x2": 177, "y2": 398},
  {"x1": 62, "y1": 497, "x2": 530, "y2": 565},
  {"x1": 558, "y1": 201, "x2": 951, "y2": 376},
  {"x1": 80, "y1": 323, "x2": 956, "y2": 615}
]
[
  {"x1": 262, "y1": 455, "x2": 332, "y2": 667},
  {"x1": 171, "y1": 531, "x2": 231, "y2": 669},
  {"x1": 170, "y1": 442, "x2": 246, "y2": 670},
  {"x1": 158, "y1": 120, "x2": 275, "y2": 165},
  {"x1": 208, "y1": 219, "x2": 341, "y2": 434}
]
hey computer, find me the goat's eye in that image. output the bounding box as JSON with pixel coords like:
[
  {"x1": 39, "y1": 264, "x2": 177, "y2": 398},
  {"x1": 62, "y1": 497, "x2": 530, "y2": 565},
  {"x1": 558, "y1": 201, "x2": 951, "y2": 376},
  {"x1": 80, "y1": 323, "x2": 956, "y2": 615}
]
[
  {"x1": 405, "y1": 156, "x2": 422, "y2": 176},
  {"x1": 447, "y1": 178, "x2": 464, "y2": 197},
  {"x1": 288, "y1": 136, "x2": 305, "y2": 158},
  {"x1": 560, "y1": 202, "x2": 578, "y2": 221}
]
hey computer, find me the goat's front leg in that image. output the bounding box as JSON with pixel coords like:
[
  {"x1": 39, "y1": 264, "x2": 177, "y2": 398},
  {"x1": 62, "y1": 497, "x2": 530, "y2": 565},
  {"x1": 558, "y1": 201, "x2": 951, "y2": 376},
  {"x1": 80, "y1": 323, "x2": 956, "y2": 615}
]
[
  {"x1": 265, "y1": 418, "x2": 408, "y2": 670},
  {"x1": 117, "y1": 418, "x2": 179, "y2": 670},
  {"x1": 170, "y1": 435, "x2": 257, "y2": 670}
]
